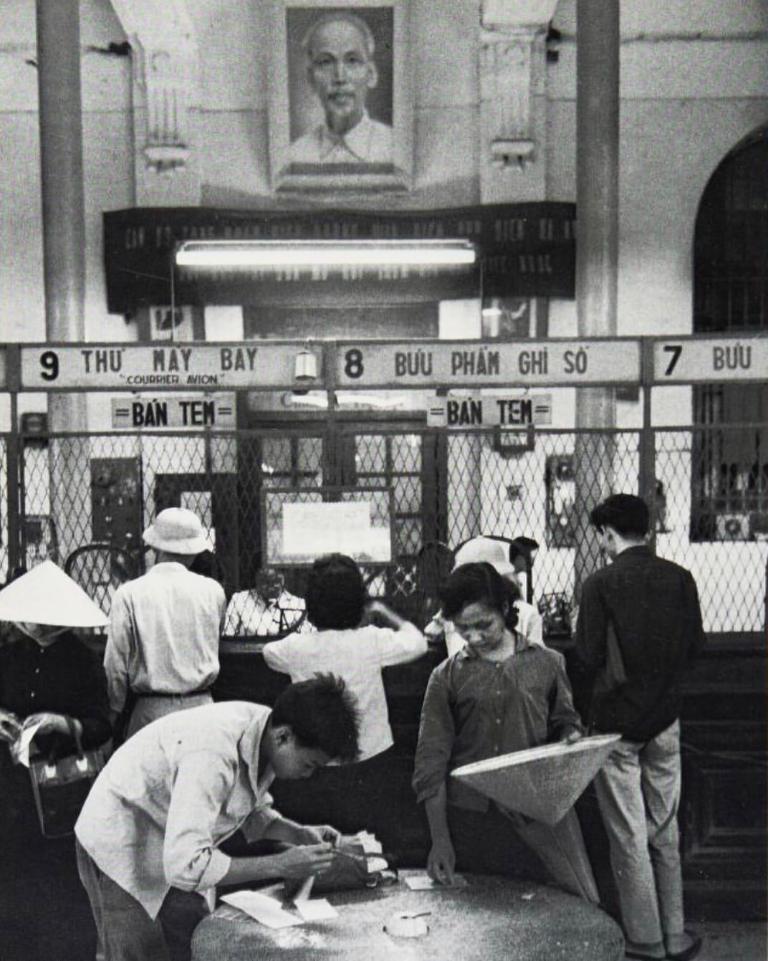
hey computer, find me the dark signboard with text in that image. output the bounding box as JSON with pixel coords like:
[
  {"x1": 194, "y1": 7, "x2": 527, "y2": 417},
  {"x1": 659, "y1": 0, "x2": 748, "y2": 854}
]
[{"x1": 103, "y1": 203, "x2": 576, "y2": 313}]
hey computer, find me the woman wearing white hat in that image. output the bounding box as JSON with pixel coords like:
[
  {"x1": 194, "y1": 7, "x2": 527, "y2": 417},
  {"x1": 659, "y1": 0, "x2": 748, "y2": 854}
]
[
  {"x1": 425, "y1": 536, "x2": 546, "y2": 658},
  {"x1": 0, "y1": 561, "x2": 112, "y2": 961}
]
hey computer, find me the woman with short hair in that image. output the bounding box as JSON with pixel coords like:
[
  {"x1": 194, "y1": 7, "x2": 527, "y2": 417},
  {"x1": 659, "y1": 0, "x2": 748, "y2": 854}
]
[
  {"x1": 263, "y1": 553, "x2": 427, "y2": 847},
  {"x1": 413, "y1": 561, "x2": 599, "y2": 902}
]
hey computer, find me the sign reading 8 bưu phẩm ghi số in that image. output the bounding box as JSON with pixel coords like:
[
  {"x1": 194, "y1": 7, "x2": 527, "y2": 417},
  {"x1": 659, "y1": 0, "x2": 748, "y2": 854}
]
[{"x1": 336, "y1": 340, "x2": 640, "y2": 388}]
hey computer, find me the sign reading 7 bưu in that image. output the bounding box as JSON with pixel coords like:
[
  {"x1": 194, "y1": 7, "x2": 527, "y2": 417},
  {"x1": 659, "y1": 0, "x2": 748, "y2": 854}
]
[
  {"x1": 336, "y1": 340, "x2": 641, "y2": 388},
  {"x1": 652, "y1": 336, "x2": 768, "y2": 383}
]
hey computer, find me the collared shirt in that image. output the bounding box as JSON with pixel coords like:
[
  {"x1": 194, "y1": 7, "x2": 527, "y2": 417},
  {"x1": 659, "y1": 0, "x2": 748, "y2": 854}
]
[
  {"x1": 428, "y1": 600, "x2": 545, "y2": 658},
  {"x1": 75, "y1": 701, "x2": 277, "y2": 919},
  {"x1": 263, "y1": 623, "x2": 427, "y2": 760},
  {"x1": 572, "y1": 544, "x2": 705, "y2": 741},
  {"x1": 223, "y1": 589, "x2": 309, "y2": 638},
  {"x1": 289, "y1": 112, "x2": 393, "y2": 165},
  {"x1": 412, "y1": 639, "x2": 582, "y2": 812},
  {"x1": 104, "y1": 562, "x2": 226, "y2": 713}
]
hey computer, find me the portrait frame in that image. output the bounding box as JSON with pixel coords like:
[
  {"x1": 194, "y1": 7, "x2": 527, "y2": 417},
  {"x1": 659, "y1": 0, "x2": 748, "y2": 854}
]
[{"x1": 267, "y1": 0, "x2": 413, "y2": 194}]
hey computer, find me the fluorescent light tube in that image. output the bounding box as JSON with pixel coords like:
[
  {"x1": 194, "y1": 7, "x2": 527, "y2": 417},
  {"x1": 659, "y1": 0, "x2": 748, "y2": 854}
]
[{"x1": 175, "y1": 240, "x2": 476, "y2": 268}]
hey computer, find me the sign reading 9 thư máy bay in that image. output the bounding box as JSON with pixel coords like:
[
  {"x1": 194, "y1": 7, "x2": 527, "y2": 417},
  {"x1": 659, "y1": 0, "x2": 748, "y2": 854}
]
[
  {"x1": 336, "y1": 340, "x2": 641, "y2": 388},
  {"x1": 20, "y1": 343, "x2": 323, "y2": 391}
]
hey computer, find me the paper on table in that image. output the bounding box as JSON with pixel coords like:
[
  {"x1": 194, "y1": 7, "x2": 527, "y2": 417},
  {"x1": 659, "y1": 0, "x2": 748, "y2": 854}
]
[
  {"x1": 220, "y1": 891, "x2": 303, "y2": 929},
  {"x1": 295, "y1": 899, "x2": 338, "y2": 922},
  {"x1": 352, "y1": 831, "x2": 382, "y2": 854},
  {"x1": 404, "y1": 873, "x2": 468, "y2": 890},
  {"x1": 292, "y1": 876, "x2": 314, "y2": 903},
  {"x1": 11, "y1": 716, "x2": 48, "y2": 768}
]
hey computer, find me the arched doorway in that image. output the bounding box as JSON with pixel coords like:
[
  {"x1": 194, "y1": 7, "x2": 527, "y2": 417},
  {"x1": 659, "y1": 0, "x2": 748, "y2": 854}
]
[{"x1": 692, "y1": 128, "x2": 768, "y2": 542}]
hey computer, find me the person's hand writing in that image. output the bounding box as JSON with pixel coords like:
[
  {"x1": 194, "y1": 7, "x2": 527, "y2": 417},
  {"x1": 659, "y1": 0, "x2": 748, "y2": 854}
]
[
  {"x1": 426, "y1": 837, "x2": 456, "y2": 885},
  {"x1": 299, "y1": 824, "x2": 342, "y2": 846},
  {"x1": 274, "y1": 843, "x2": 336, "y2": 880},
  {"x1": 0, "y1": 709, "x2": 22, "y2": 743}
]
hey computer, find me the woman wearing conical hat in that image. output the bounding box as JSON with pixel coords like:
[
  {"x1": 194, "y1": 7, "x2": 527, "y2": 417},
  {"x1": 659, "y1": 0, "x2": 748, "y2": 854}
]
[{"x1": 0, "y1": 561, "x2": 112, "y2": 961}]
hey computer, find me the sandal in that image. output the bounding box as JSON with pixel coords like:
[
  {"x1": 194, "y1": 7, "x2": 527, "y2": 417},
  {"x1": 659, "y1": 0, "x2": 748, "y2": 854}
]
[{"x1": 666, "y1": 933, "x2": 703, "y2": 961}]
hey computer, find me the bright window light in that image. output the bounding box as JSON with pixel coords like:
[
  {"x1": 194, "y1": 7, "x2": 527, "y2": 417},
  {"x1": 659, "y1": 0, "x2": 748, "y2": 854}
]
[{"x1": 175, "y1": 239, "x2": 476, "y2": 268}]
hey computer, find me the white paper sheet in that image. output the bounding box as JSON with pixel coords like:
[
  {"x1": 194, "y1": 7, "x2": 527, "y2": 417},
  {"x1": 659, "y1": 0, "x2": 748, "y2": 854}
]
[
  {"x1": 292, "y1": 876, "x2": 315, "y2": 903},
  {"x1": 404, "y1": 872, "x2": 468, "y2": 890},
  {"x1": 352, "y1": 831, "x2": 382, "y2": 854},
  {"x1": 220, "y1": 891, "x2": 303, "y2": 929},
  {"x1": 10, "y1": 716, "x2": 48, "y2": 768},
  {"x1": 295, "y1": 899, "x2": 338, "y2": 922}
]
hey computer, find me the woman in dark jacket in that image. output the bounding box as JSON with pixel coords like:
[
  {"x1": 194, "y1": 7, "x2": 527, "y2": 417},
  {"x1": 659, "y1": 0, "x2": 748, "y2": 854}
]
[{"x1": 0, "y1": 561, "x2": 112, "y2": 961}]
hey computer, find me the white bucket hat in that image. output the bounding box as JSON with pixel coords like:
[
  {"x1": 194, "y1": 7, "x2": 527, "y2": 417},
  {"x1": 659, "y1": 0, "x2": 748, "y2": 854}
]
[
  {"x1": 453, "y1": 536, "x2": 516, "y2": 577},
  {"x1": 143, "y1": 507, "x2": 212, "y2": 555},
  {"x1": 0, "y1": 560, "x2": 108, "y2": 628}
]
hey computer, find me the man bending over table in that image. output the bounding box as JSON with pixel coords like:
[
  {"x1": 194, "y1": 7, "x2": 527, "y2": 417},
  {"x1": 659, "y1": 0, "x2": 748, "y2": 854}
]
[{"x1": 75, "y1": 674, "x2": 359, "y2": 961}]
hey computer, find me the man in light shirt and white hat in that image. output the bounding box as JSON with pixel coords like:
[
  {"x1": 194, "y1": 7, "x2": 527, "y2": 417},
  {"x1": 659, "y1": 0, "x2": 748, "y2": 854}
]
[
  {"x1": 425, "y1": 536, "x2": 545, "y2": 657},
  {"x1": 104, "y1": 508, "x2": 226, "y2": 737}
]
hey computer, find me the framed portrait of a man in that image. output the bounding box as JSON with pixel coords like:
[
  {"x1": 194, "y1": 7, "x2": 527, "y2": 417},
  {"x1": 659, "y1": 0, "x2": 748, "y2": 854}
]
[{"x1": 268, "y1": 0, "x2": 413, "y2": 193}]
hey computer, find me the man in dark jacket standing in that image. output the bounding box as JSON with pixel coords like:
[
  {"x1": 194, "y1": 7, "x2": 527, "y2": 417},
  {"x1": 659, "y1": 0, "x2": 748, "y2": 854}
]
[{"x1": 573, "y1": 494, "x2": 705, "y2": 961}]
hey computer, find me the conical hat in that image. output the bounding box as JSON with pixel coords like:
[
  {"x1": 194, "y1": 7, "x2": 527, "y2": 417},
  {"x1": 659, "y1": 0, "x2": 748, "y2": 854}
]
[
  {"x1": 0, "y1": 561, "x2": 108, "y2": 628},
  {"x1": 451, "y1": 734, "x2": 621, "y2": 826}
]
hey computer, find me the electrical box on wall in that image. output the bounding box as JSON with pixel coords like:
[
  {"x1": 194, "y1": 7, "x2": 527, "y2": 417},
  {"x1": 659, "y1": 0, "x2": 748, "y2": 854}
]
[
  {"x1": 91, "y1": 458, "x2": 143, "y2": 554},
  {"x1": 714, "y1": 512, "x2": 750, "y2": 541}
]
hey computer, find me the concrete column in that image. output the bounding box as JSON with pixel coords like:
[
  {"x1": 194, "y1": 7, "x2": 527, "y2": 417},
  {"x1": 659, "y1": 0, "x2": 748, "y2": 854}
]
[
  {"x1": 573, "y1": 0, "x2": 619, "y2": 594},
  {"x1": 37, "y1": 0, "x2": 86, "y2": 355},
  {"x1": 36, "y1": 0, "x2": 90, "y2": 562}
]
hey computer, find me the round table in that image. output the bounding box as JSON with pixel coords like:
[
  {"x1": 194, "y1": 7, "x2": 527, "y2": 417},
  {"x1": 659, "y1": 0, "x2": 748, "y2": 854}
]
[{"x1": 192, "y1": 872, "x2": 624, "y2": 961}]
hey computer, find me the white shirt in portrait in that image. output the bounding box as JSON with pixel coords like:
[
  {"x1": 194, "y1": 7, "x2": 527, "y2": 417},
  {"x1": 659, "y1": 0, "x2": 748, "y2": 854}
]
[{"x1": 289, "y1": 111, "x2": 393, "y2": 165}]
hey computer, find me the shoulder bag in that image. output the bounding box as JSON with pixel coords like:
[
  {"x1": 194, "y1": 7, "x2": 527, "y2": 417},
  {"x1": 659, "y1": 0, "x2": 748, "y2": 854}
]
[{"x1": 28, "y1": 717, "x2": 109, "y2": 838}]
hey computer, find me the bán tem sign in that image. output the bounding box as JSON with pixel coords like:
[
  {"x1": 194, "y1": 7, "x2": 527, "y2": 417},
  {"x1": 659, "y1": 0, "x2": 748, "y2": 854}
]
[
  {"x1": 111, "y1": 395, "x2": 236, "y2": 429},
  {"x1": 427, "y1": 394, "x2": 552, "y2": 428}
]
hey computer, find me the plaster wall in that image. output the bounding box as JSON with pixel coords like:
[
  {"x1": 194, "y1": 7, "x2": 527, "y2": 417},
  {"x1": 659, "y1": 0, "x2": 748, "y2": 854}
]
[
  {"x1": 2, "y1": 0, "x2": 765, "y2": 350},
  {"x1": 0, "y1": 0, "x2": 133, "y2": 350}
]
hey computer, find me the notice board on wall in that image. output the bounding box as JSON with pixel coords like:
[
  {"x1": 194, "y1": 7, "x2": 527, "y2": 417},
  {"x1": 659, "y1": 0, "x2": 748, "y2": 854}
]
[
  {"x1": 103, "y1": 203, "x2": 576, "y2": 312},
  {"x1": 262, "y1": 487, "x2": 394, "y2": 567}
]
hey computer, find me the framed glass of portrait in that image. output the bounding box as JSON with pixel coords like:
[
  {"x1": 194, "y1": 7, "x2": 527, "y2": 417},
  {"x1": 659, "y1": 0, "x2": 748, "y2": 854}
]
[{"x1": 268, "y1": 0, "x2": 413, "y2": 193}]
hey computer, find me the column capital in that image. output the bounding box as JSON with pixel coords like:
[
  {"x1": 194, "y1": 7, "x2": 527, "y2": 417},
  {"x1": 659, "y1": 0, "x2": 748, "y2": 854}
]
[
  {"x1": 478, "y1": 3, "x2": 557, "y2": 200},
  {"x1": 481, "y1": 0, "x2": 560, "y2": 32},
  {"x1": 110, "y1": 0, "x2": 201, "y2": 203}
]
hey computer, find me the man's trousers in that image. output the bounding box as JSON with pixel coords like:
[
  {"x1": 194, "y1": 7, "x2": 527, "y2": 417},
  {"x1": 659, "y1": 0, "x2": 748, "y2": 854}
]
[
  {"x1": 594, "y1": 719, "x2": 685, "y2": 944},
  {"x1": 76, "y1": 842, "x2": 209, "y2": 961}
]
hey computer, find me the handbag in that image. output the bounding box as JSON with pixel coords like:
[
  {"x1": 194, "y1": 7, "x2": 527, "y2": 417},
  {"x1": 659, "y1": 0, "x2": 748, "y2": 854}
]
[
  {"x1": 28, "y1": 717, "x2": 108, "y2": 839},
  {"x1": 313, "y1": 841, "x2": 397, "y2": 893},
  {"x1": 283, "y1": 840, "x2": 397, "y2": 899}
]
